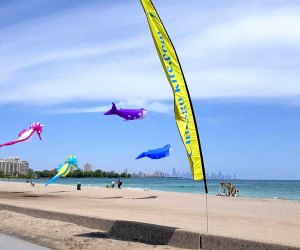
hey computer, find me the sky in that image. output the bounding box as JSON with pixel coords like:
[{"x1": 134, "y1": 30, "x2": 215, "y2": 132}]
[{"x1": 0, "y1": 0, "x2": 299, "y2": 180}]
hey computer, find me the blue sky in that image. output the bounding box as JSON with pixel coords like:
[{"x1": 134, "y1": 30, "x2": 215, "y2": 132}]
[{"x1": 0, "y1": 0, "x2": 299, "y2": 179}]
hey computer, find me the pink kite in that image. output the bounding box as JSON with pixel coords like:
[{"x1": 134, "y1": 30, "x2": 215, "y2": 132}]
[{"x1": 0, "y1": 122, "x2": 44, "y2": 148}]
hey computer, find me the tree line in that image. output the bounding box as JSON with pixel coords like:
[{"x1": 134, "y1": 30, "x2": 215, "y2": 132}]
[{"x1": 0, "y1": 169, "x2": 131, "y2": 179}]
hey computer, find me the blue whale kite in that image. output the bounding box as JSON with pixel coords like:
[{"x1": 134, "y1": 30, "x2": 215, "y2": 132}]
[
  {"x1": 45, "y1": 155, "x2": 80, "y2": 186},
  {"x1": 136, "y1": 144, "x2": 172, "y2": 160},
  {"x1": 104, "y1": 102, "x2": 147, "y2": 121}
]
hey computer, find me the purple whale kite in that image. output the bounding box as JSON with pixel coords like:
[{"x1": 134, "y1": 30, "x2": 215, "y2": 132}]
[
  {"x1": 104, "y1": 102, "x2": 147, "y2": 121},
  {"x1": 0, "y1": 122, "x2": 43, "y2": 148},
  {"x1": 136, "y1": 144, "x2": 172, "y2": 160}
]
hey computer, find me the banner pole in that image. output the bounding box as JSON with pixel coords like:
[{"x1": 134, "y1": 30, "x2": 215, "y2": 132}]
[{"x1": 205, "y1": 192, "x2": 208, "y2": 233}]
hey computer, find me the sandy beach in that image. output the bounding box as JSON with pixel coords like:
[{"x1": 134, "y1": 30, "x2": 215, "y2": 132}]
[{"x1": 0, "y1": 181, "x2": 299, "y2": 248}]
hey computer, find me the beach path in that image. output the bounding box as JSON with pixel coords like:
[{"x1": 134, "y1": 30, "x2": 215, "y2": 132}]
[{"x1": 0, "y1": 233, "x2": 49, "y2": 250}]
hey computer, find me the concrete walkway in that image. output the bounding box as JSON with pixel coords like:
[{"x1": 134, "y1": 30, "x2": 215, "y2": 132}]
[{"x1": 0, "y1": 233, "x2": 49, "y2": 250}]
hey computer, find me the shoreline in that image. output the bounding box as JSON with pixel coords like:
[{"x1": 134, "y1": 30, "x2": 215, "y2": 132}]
[
  {"x1": 0, "y1": 182, "x2": 299, "y2": 247},
  {"x1": 2, "y1": 178, "x2": 300, "y2": 202}
]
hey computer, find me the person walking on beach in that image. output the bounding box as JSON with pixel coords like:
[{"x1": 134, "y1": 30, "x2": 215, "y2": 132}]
[
  {"x1": 111, "y1": 180, "x2": 115, "y2": 188},
  {"x1": 117, "y1": 179, "x2": 122, "y2": 189}
]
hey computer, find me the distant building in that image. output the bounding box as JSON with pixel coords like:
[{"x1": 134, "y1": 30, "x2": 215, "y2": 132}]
[
  {"x1": 153, "y1": 171, "x2": 166, "y2": 177},
  {"x1": 20, "y1": 161, "x2": 29, "y2": 175},
  {"x1": 218, "y1": 171, "x2": 224, "y2": 179},
  {"x1": 129, "y1": 170, "x2": 169, "y2": 178},
  {"x1": 172, "y1": 167, "x2": 176, "y2": 177},
  {"x1": 0, "y1": 160, "x2": 11, "y2": 175},
  {"x1": 206, "y1": 171, "x2": 237, "y2": 180},
  {"x1": 0, "y1": 157, "x2": 29, "y2": 175},
  {"x1": 131, "y1": 172, "x2": 139, "y2": 177},
  {"x1": 181, "y1": 170, "x2": 192, "y2": 178},
  {"x1": 84, "y1": 163, "x2": 92, "y2": 172},
  {"x1": 6, "y1": 157, "x2": 21, "y2": 163}
]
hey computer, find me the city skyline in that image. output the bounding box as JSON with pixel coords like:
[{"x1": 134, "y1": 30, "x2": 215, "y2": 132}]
[
  {"x1": 0, "y1": 156, "x2": 238, "y2": 180},
  {"x1": 1, "y1": 154, "x2": 296, "y2": 180}
]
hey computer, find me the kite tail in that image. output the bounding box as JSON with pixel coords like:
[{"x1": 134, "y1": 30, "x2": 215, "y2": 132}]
[
  {"x1": 104, "y1": 102, "x2": 117, "y2": 115},
  {"x1": 45, "y1": 175, "x2": 60, "y2": 186},
  {"x1": 136, "y1": 152, "x2": 146, "y2": 159},
  {"x1": 0, "y1": 140, "x2": 19, "y2": 148}
]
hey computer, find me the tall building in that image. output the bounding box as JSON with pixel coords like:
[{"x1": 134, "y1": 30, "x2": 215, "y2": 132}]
[
  {"x1": 153, "y1": 171, "x2": 166, "y2": 177},
  {"x1": 84, "y1": 163, "x2": 92, "y2": 172},
  {"x1": 20, "y1": 161, "x2": 29, "y2": 175},
  {"x1": 172, "y1": 167, "x2": 179, "y2": 177},
  {"x1": 6, "y1": 157, "x2": 21, "y2": 164},
  {"x1": 0, "y1": 160, "x2": 11, "y2": 175},
  {"x1": 0, "y1": 157, "x2": 29, "y2": 175}
]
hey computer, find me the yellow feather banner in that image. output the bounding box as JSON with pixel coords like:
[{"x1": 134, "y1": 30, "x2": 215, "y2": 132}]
[{"x1": 140, "y1": 0, "x2": 207, "y2": 191}]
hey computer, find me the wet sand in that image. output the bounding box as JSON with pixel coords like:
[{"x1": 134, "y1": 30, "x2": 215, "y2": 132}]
[{"x1": 0, "y1": 181, "x2": 299, "y2": 247}]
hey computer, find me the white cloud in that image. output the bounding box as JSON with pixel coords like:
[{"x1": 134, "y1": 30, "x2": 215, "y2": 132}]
[
  {"x1": 0, "y1": 34, "x2": 150, "y2": 84},
  {"x1": 180, "y1": 10, "x2": 300, "y2": 62},
  {"x1": 0, "y1": 2, "x2": 300, "y2": 107}
]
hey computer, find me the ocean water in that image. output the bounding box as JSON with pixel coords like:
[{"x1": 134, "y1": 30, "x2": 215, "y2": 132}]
[{"x1": 5, "y1": 178, "x2": 300, "y2": 201}]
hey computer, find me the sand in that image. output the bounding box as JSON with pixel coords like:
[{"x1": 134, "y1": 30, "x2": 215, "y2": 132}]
[
  {"x1": 0, "y1": 181, "x2": 299, "y2": 248},
  {"x1": 0, "y1": 210, "x2": 180, "y2": 250}
]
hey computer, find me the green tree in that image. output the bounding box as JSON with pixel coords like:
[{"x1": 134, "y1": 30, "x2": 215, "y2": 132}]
[{"x1": 72, "y1": 170, "x2": 83, "y2": 178}]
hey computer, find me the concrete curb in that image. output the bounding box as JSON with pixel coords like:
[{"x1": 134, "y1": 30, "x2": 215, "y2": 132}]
[
  {"x1": 0, "y1": 203, "x2": 298, "y2": 250},
  {"x1": 0, "y1": 203, "x2": 199, "y2": 249},
  {"x1": 200, "y1": 234, "x2": 299, "y2": 250}
]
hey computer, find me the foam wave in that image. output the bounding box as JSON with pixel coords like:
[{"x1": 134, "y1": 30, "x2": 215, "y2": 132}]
[{"x1": 125, "y1": 187, "x2": 153, "y2": 191}]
